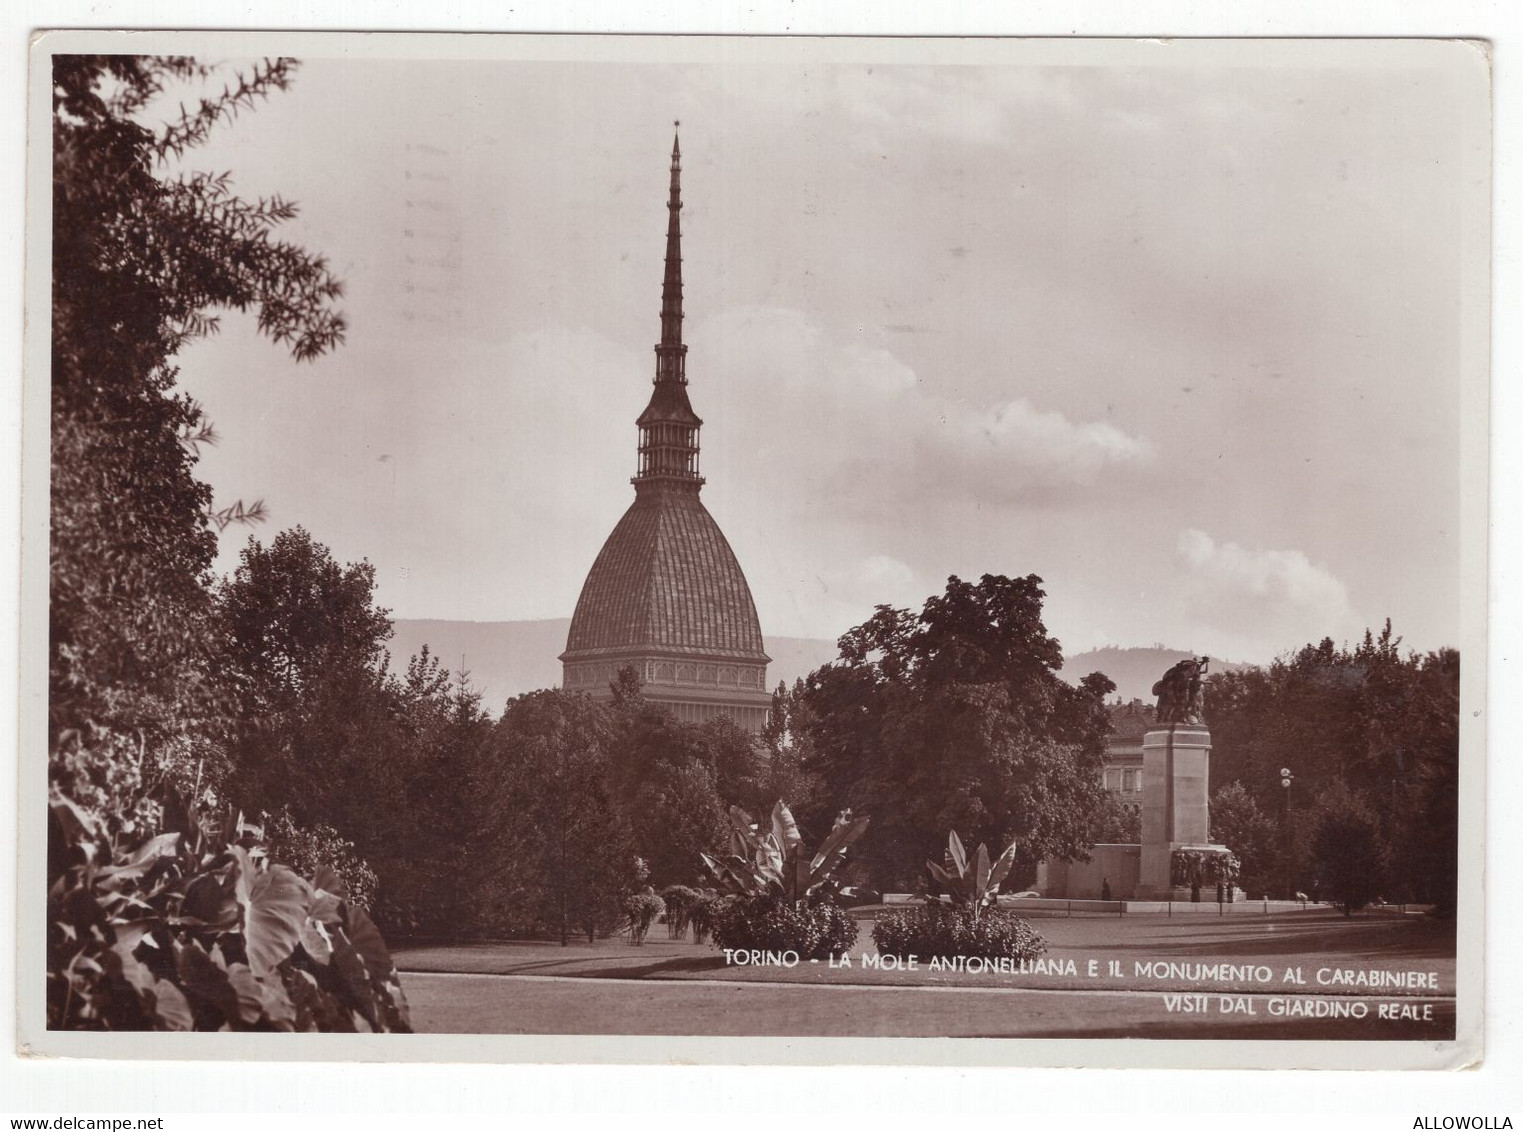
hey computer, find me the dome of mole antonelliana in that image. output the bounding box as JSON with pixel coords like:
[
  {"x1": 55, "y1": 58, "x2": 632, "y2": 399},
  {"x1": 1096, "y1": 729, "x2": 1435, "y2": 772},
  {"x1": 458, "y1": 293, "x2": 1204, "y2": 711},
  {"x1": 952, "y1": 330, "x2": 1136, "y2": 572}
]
[{"x1": 564, "y1": 486, "x2": 767, "y2": 659}]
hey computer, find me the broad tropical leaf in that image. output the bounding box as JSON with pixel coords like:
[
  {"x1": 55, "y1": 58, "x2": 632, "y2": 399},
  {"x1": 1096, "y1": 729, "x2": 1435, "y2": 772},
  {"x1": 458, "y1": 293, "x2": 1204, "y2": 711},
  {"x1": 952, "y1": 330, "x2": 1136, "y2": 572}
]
[
  {"x1": 224, "y1": 963, "x2": 268, "y2": 1025},
  {"x1": 791, "y1": 845, "x2": 812, "y2": 902},
  {"x1": 98, "y1": 832, "x2": 180, "y2": 885},
  {"x1": 250, "y1": 968, "x2": 297, "y2": 1030},
  {"x1": 809, "y1": 814, "x2": 869, "y2": 873},
  {"x1": 327, "y1": 927, "x2": 381, "y2": 1030},
  {"x1": 104, "y1": 942, "x2": 157, "y2": 997},
  {"x1": 703, "y1": 801, "x2": 871, "y2": 904},
  {"x1": 987, "y1": 839, "x2": 1020, "y2": 895},
  {"x1": 174, "y1": 939, "x2": 239, "y2": 1020},
  {"x1": 728, "y1": 828, "x2": 750, "y2": 859},
  {"x1": 311, "y1": 865, "x2": 347, "y2": 899},
  {"x1": 150, "y1": 979, "x2": 195, "y2": 1031},
  {"x1": 243, "y1": 865, "x2": 312, "y2": 976},
  {"x1": 728, "y1": 806, "x2": 757, "y2": 839},
  {"x1": 770, "y1": 800, "x2": 803, "y2": 854},
  {"x1": 111, "y1": 919, "x2": 156, "y2": 952},
  {"x1": 947, "y1": 830, "x2": 968, "y2": 877},
  {"x1": 299, "y1": 916, "x2": 333, "y2": 965},
  {"x1": 757, "y1": 838, "x2": 784, "y2": 884},
  {"x1": 310, "y1": 889, "x2": 344, "y2": 925},
  {"x1": 181, "y1": 867, "x2": 241, "y2": 929},
  {"x1": 973, "y1": 843, "x2": 991, "y2": 904},
  {"x1": 345, "y1": 905, "x2": 399, "y2": 988},
  {"x1": 49, "y1": 789, "x2": 102, "y2": 843}
]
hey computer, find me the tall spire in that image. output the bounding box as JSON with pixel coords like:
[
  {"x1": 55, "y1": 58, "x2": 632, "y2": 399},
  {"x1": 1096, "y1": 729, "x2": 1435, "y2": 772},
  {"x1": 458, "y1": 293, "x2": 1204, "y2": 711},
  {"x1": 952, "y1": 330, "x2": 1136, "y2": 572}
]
[
  {"x1": 635, "y1": 124, "x2": 704, "y2": 491},
  {"x1": 658, "y1": 126, "x2": 685, "y2": 368}
]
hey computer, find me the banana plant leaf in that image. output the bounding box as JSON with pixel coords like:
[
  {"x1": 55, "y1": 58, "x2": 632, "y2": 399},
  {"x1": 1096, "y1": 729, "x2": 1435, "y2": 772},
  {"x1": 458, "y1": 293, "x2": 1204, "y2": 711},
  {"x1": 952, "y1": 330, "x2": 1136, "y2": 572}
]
[
  {"x1": 973, "y1": 843, "x2": 991, "y2": 903},
  {"x1": 757, "y1": 839, "x2": 785, "y2": 884},
  {"x1": 792, "y1": 846, "x2": 812, "y2": 902},
  {"x1": 771, "y1": 800, "x2": 803, "y2": 855},
  {"x1": 925, "y1": 859, "x2": 954, "y2": 890},
  {"x1": 947, "y1": 830, "x2": 968, "y2": 877},
  {"x1": 986, "y1": 839, "x2": 1020, "y2": 895},
  {"x1": 809, "y1": 814, "x2": 869, "y2": 874},
  {"x1": 728, "y1": 806, "x2": 758, "y2": 839}
]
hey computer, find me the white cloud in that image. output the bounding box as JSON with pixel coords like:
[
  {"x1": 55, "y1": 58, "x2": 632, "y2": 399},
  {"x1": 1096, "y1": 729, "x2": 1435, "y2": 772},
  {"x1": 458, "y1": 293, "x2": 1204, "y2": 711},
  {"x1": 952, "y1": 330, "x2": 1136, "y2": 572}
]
[
  {"x1": 701, "y1": 305, "x2": 1152, "y2": 517},
  {"x1": 1174, "y1": 529, "x2": 1360, "y2": 658},
  {"x1": 1178, "y1": 529, "x2": 1350, "y2": 610},
  {"x1": 825, "y1": 66, "x2": 1083, "y2": 151},
  {"x1": 762, "y1": 553, "x2": 927, "y2": 641},
  {"x1": 955, "y1": 397, "x2": 1153, "y2": 487}
]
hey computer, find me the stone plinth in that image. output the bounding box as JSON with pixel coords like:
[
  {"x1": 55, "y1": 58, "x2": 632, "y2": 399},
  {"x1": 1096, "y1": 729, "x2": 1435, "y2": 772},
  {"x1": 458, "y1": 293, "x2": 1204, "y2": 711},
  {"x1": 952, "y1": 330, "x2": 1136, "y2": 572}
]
[
  {"x1": 1137, "y1": 724, "x2": 1213, "y2": 899},
  {"x1": 1037, "y1": 843, "x2": 1141, "y2": 900}
]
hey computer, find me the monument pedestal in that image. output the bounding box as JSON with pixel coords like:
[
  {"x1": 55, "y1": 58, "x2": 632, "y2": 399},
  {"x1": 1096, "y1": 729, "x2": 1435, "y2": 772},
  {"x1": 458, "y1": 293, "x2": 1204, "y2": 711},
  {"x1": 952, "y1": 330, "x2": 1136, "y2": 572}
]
[{"x1": 1136, "y1": 724, "x2": 1230, "y2": 899}]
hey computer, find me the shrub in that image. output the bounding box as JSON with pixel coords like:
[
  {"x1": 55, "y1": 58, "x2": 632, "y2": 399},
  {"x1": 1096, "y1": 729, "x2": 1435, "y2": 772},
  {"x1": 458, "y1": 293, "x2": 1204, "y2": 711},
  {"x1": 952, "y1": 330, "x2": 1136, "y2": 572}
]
[
  {"x1": 624, "y1": 890, "x2": 666, "y2": 945},
  {"x1": 661, "y1": 885, "x2": 701, "y2": 938},
  {"x1": 263, "y1": 807, "x2": 379, "y2": 914},
  {"x1": 710, "y1": 895, "x2": 858, "y2": 960},
  {"x1": 812, "y1": 903, "x2": 858, "y2": 958},
  {"x1": 47, "y1": 785, "x2": 410, "y2": 1032},
  {"x1": 872, "y1": 904, "x2": 1047, "y2": 964},
  {"x1": 688, "y1": 891, "x2": 718, "y2": 944}
]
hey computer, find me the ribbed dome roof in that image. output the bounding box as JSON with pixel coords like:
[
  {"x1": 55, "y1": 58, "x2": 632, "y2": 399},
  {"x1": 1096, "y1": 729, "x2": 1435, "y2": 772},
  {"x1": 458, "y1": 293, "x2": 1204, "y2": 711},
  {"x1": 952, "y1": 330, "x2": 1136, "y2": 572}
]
[{"x1": 563, "y1": 486, "x2": 768, "y2": 661}]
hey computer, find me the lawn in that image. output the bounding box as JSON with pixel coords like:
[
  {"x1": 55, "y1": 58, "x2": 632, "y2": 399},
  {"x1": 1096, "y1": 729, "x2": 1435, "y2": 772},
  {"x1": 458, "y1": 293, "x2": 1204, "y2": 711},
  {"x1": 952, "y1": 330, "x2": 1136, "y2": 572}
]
[
  {"x1": 397, "y1": 970, "x2": 1456, "y2": 1040},
  {"x1": 393, "y1": 907, "x2": 1456, "y2": 999}
]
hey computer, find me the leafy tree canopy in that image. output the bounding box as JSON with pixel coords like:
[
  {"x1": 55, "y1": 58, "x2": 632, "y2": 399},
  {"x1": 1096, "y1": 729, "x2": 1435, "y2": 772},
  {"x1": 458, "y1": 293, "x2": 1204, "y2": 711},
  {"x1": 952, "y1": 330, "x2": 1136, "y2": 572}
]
[
  {"x1": 219, "y1": 527, "x2": 393, "y2": 710},
  {"x1": 800, "y1": 574, "x2": 1116, "y2": 889},
  {"x1": 50, "y1": 55, "x2": 346, "y2": 815},
  {"x1": 1203, "y1": 622, "x2": 1458, "y2": 906}
]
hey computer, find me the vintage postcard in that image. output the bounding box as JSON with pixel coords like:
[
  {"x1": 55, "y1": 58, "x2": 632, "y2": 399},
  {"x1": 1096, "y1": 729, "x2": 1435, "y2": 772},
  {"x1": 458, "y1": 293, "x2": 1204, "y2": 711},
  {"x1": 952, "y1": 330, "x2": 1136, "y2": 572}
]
[{"x1": 18, "y1": 30, "x2": 1489, "y2": 1068}]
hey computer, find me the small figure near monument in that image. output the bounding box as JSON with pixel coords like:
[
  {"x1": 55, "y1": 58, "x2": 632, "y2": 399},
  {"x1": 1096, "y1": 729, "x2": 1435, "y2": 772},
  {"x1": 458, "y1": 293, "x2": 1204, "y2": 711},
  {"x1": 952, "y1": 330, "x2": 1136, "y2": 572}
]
[{"x1": 1152, "y1": 655, "x2": 1210, "y2": 725}]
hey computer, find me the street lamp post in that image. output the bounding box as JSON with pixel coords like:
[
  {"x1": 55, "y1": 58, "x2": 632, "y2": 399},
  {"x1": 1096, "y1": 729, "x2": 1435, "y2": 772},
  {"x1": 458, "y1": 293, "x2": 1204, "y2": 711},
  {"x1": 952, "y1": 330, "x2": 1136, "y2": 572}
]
[{"x1": 1280, "y1": 767, "x2": 1295, "y2": 902}]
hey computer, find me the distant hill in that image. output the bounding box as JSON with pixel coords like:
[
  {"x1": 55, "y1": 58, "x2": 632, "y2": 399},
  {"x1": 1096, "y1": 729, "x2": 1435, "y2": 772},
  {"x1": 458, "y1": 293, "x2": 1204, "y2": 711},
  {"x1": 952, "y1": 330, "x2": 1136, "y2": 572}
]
[
  {"x1": 388, "y1": 620, "x2": 1255, "y2": 714},
  {"x1": 1061, "y1": 647, "x2": 1254, "y2": 705}
]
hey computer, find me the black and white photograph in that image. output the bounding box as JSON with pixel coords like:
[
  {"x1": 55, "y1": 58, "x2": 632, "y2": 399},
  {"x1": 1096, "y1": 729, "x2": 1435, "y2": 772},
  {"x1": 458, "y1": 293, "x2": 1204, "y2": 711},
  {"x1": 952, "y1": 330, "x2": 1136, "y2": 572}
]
[{"x1": 18, "y1": 30, "x2": 1489, "y2": 1069}]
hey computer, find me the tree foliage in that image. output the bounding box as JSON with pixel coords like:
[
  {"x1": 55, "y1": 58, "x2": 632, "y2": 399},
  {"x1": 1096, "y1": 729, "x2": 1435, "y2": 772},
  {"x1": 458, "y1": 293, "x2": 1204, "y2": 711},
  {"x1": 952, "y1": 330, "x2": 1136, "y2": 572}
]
[
  {"x1": 601, "y1": 676, "x2": 742, "y2": 888},
  {"x1": 1207, "y1": 782, "x2": 1278, "y2": 899},
  {"x1": 481, "y1": 690, "x2": 639, "y2": 944},
  {"x1": 215, "y1": 529, "x2": 502, "y2": 937},
  {"x1": 42, "y1": 57, "x2": 428, "y2": 1032},
  {"x1": 1203, "y1": 623, "x2": 1458, "y2": 906},
  {"x1": 50, "y1": 55, "x2": 347, "y2": 841},
  {"x1": 797, "y1": 574, "x2": 1115, "y2": 889},
  {"x1": 1308, "y1": 782, "x2": 1390, "y2": 916},
  {"x1": 759, "y1": 680, "x2": 825, "y2": 824},
  {"x1": 1091, "y1": 792, "x2": 1142, "y2": 844}
]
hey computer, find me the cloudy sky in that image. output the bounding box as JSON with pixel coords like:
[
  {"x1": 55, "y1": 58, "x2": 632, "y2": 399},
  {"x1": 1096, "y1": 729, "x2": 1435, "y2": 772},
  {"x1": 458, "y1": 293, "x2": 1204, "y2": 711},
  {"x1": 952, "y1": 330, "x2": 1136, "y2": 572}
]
[{"x1": 168, "y1": 39, "x2": 1486, "y2": 664}]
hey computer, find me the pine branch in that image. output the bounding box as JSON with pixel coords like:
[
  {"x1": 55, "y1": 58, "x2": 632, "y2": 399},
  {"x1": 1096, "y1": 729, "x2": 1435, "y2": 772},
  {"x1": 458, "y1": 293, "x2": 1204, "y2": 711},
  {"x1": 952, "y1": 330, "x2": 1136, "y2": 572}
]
[
  {"x1": 210, "y1": 498, "x2": 269, "y2": 532},
  {"x1": 154, "y1": 57, "x2": 299, "y2": 161}
]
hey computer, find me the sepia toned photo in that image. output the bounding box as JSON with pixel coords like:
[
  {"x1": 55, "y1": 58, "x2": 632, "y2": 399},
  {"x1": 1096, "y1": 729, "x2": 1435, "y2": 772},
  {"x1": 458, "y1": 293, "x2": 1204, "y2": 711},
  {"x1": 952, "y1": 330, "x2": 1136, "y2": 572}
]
[{"x1": 18, "y1": 31, "x2": 1489, "y2": 1068}]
